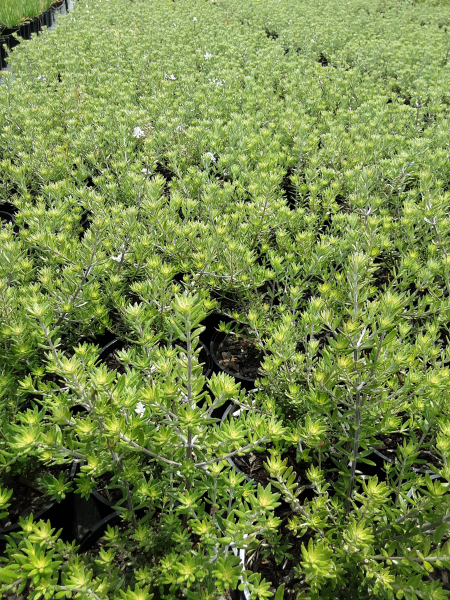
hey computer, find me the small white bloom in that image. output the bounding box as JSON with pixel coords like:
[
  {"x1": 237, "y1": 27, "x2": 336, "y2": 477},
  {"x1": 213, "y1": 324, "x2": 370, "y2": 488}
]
[
  {"x1": 141, "y1": 168, "x2": 151, "y2": 175},
  {"x1": 208, "y1": 78, "x2": 224, "y2": 87},
  {"x1": 173, "y1": 22, "x2": 177, "y2": 27},
  {"x1": 193, "y1": 16, "x2": 197, "y2": 21},
  {"x1": 204, "y1": 52, "x2": 212, "y2": 60},
  {"x1": 133, "y1": 126, "x2": 145, "y2": 138},
  {"x1": 169, "y1": 74, "x2": 176, "y2": 80},
  {"x1": 135, "y1": 402, "x2": 145, "y2": 417},
  {"x1": 204, "y1": 152, "x2": 216, "y2": 162},
  {"x1": 110, "y1": 252, "x2": 123, "y2": 262}
]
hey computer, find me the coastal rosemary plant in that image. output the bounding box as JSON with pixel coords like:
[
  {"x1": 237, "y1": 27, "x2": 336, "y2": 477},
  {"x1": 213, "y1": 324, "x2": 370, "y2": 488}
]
[{"x1": 1, "y1": 0, "x2": 450, "y2": 597}]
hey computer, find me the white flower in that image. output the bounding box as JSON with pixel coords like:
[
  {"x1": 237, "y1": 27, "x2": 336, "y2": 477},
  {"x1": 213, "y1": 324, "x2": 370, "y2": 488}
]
[
  {"x1": 204, "y1": 53, "x2": 212, "y2": 60},
  {"x1": 193, "y1": 16, "x2": 197, "y2": 21},
  {"x1": 110, "y1": 252, "x2": 123, "y2": 262},
  {"x1": 204, "y1": 152, "x2": 216, "y2": 162},
  {"x1": 141, "y1": 168, "x2": 151, "y2": 175},
  {"x1": 133, "y1": 126, "x2": 145, "y2": 138},
  {"x1": 135, "y1": 402, "x2": 145, "y2": 417}
]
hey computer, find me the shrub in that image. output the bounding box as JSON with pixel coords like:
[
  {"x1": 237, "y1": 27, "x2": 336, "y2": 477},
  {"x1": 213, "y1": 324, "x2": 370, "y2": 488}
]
[{"x1": 1, "y1": 0, "x2": 450, "y2": 598}]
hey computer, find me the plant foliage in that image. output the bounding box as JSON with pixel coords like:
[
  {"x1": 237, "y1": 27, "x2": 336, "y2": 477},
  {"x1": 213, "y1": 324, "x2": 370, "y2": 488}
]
[{"x1": 1, "y1": 0, "x2": 450, "y2": 598}]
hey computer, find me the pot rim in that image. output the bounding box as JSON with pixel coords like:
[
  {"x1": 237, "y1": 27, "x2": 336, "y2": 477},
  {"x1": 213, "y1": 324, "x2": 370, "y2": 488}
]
[
  {"x1": 98, "y1": 337, "x2": 213, "y2": 378},
  {"x1": 77, "y1": 510, "x2": 120, "y2": 553},
  {"x1": 0, "y1": 461, "x2": 78, "y2": 535},
  {"x1": 370, "y1": 446, "x2": 438, "y2": 475}
]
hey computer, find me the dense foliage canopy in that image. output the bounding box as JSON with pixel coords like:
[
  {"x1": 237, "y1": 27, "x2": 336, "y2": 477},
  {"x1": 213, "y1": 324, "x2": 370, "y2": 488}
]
[{"x1": 1, "y1": 0, "x2": 450, "y2": 598}]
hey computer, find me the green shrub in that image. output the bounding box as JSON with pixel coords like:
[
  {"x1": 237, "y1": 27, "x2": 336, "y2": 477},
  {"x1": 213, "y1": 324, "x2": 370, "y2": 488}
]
[{"x1": 1, "y1": 0, "x2": 450, "y2": 598}]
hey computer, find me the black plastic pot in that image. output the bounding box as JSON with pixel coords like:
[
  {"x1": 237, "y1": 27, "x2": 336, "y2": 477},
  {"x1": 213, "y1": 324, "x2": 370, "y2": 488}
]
[
  {"x1": 200, "y1": 340, "x2": 213, "y2": 379},
  {"x1": 79, "y1": 209, "x2": 92, "y2": 238},
  {"x1": 98, "y1": 337, "x2": 124, "y2": 362},
  {"x1": 47, "y1": 8, "x2": 56, "y2": 27},
  {"x1": 96, "y1": 335, "x2": 212, "y2": 378},
  {"x1": 41, "y1": 9, "x2": 50, "y2": 28},
  {"x1": 73, "y1": 331, "x2": 121, "y2": 359},
  {"x1": 199, "y1": 310, "x2": 233, "y2": 344},
  {"x1": 71, "y1": 479, "x2": 120, "y2": 544},
  {"x1": 32, "y1": 16, "x2": 42, "y2": 35},
  {"x1": 0, "y1": 210, "x2": 15, "y2": 225},
  {"x1": 0, "y1": 461, "x2": 78, "y2": 554},
  {"x1": 0, "y1": 501, "x2": 57, "y2": 554},
  {"x1": 77, "y1": 510, "x2": 121, "y2": 553},
  {"x1": 18, "y1": 21, "x2": 32, "y2": 41},
  {"x1": 221, "y1": 403, "x2": 332, "y2": 516},
  {"x1": 0, "y1": 201, "x2": 17, "y2": 215},
  {"x1": 210, "y1": 329, "x2": 260, "y2": 391},
  {"x1": 371, "y1": 447, "x2": 438, "y2": 476},
  {"x1": 0, "y1": 38, "x2": 7, "y2": 69},
  {"x1": 1, "y1": 27, "x2": 20, "y2": 51}
]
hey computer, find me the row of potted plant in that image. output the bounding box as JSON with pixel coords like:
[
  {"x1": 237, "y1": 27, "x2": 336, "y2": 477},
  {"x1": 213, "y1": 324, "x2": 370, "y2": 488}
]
[
  {"x1": 0, "y1": 0, "x2": 69, "y2": 70},
  {"x1": 1, "y1": 0, "x2": 450, "y2": 597},
  {"x1": 0, "y1": 0, "x2": 66, "y2": 29}
]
